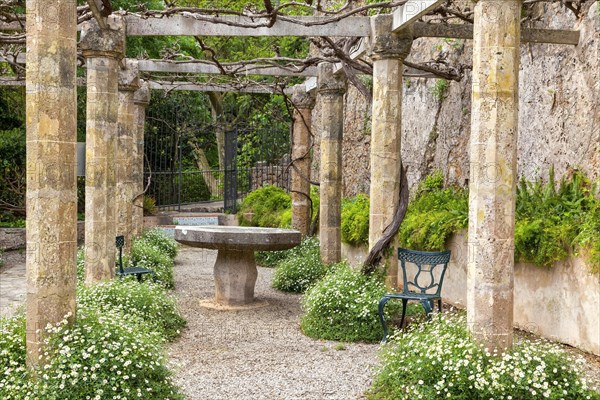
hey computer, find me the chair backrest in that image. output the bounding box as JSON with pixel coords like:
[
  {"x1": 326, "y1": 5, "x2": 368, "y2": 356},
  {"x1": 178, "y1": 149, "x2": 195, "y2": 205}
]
[
  {"x1": 398, "y1": 248, "x2": 451, "y2": 296},
  {"x1": 116, "y1": 235, "x2": 125, "y2": 274}
]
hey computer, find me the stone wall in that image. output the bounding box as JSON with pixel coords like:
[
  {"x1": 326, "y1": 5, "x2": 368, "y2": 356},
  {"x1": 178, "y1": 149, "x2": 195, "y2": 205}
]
[
  {"x1": 312, "y1": 1, "x2": 599, "y2": 196},
  {"x1": 340, "y1": 232, "x2": 600, "y2": 356}
]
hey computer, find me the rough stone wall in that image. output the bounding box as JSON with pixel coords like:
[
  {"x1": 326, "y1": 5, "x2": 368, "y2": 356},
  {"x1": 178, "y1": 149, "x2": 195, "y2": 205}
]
[{"x1": 312, "y1": 1, "x2": 599, "y2": 196}]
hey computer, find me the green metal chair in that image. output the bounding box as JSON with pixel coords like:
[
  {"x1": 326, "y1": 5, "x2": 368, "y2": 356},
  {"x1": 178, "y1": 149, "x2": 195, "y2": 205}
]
[
  {"x1": 115, "y1": 235, "x2": 154, "y2": 282},
  {"x1": 378, "y1": 248, "x2": 452, "y2": 343}
]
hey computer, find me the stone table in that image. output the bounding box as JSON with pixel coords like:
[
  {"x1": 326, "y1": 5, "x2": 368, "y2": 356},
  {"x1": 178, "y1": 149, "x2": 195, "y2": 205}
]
[{"x1": 174, "y1": 226, "x2": 301, "y2": 306}]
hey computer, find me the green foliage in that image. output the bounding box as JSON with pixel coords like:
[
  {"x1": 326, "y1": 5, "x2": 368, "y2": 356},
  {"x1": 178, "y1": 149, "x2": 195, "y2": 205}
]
[
  {"x1": 399, "y1": 171, "x2": 469, "y2": 251},
  {"x1": 238, "y1": 185, "x2": 291, "y2": 227},
  {"x1": 431, "y1": 79, "x2": 449, "y2": 101},
  {"x1": 131, "y1": 238, "x2": 176, "y2": 289},
  {"x1": 0, "y1": 127, "x2": 26, "y2": 213},
  {"x1": 300, "y1": 264, "x2": 401, "y2": 343},
  {"x1": 141, "y1": 228, "x2": 179, "y2": 259},
  {"x1": 0, "y1": 218, "x2": 25, "y2": 228},
  {"x1": 341, "y1": 193, "x2": 370, "y2": 246},
  {"x1": 272, "y1": 237, "x2": 326, "y2": 293},
  {"x1": 368, "y1": 313, "x2": 600, "y2": 400},
  {"x1": 143, "y1": 195, "x2": 158, "y2": 216},
  {"x1": 77, "y1": 280, "x2": 186, "y2": 341},
  {"x1": 515, "y1": 168, "x2": 599, "y2": 269}
]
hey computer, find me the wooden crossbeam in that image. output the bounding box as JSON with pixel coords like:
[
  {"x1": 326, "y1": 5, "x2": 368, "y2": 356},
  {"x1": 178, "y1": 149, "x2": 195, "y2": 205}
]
[
  {"x1": 393, "y1": 0, "x2": 444, "y2": 32},
  {"x1": 0, "y1": 76, "x2": 281, "y2": 94},
  {"x1": 138, "y1": 60, "x2": 317, "y2": 77},
  {"x1": 125, "y1": 14, "x2": 371, "y2": 37},
  {"x1": 413, "y1": 22, "x2": 580, "y2": 45},
  {"x1": 148, "y1": 81, "x2": 281, "y2": 93}
]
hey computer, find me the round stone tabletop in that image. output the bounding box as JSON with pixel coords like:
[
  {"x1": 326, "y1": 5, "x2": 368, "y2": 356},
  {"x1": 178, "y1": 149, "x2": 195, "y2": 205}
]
[{"x1": 174, "y1": 226, "x2": 302, "y2": 251}]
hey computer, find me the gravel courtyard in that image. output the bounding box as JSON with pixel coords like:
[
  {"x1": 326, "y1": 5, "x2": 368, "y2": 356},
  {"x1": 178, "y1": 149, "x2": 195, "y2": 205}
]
[{"x1": 167, "y1": 246, "x2": 379, "y2": 400}]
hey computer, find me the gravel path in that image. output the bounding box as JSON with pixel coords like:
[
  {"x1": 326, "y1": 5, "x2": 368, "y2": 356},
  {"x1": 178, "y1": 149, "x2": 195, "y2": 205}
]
[{"x1": 167, "y1": 246, "x2": 380, "y2": 400}]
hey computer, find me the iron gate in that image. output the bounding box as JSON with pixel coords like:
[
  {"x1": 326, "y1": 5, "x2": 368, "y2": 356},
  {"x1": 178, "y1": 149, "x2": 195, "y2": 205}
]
[{"x1": 143, "y1": 92, "x2": 292, "y2": 211}]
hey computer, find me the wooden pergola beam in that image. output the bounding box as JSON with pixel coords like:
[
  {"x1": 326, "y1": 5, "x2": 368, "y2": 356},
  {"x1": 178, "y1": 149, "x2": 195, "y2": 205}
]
[
  {"x1": 138, "y1": 60, "x2": 317, "y2": 77},
  {"x1": 392, "y1": 0, "x2": 444, "y2": 32},
  {"x1": 413, "y1": 22, "x2": 580, "y2": 45},
  {"x1": 0, "y1": 14, "x2": 580, "y2": 45},
  {"x1": 0, "y1": 76, "x2": 281, "y2": 93},
  {"x1": 148, "y1": 81, "x2": 281, "y2": 93},
  {"x1": 125, "y1": 14, "x2": 371, "y2": 37}
]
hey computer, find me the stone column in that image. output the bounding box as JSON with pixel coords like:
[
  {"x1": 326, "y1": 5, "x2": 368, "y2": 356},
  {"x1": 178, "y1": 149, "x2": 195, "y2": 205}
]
[
  {"x1": 116, "y1": 60, "x2": 140, "y2": 252},
  {"x1": 467, "y1": 0, "x2": 521, "y2": 352},
  {"x1": 80, "y1": 16, "x2": 126, "y2": 284},
  {"x1": 290, "y1": 85, "x2": 316, "y2": 235},
  {"x1": 25, "y1": 0, "x2": 78, "y2": 366},
  {"x1": 132, "y1": 81, "x2": 151, "y2": 237},
  {"x1": 368, "y1": 15, "x2": 413, "y2": 288},
  {"x1": 317, "y1": 63, "x2": 347, "y2": 264}
]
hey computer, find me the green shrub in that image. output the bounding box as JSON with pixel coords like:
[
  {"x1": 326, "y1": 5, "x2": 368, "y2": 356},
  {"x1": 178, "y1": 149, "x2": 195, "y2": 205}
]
[
  {"x1": 143, "y1": 195, "x2": 158, "y2": 216},
  {"x1": 141, "y1": 228, "x2": 179, "y2": 259},
  {"x1": 256, "y1": 247, "x2": 294, "y2": 268},
  {"x1": 575, "y1": 200, "x2": 600, "y2": 273},
  {"x1": 0, "y1": 128, "x2": 26, "y2": 213},
  {"x1": 131, "y1": 238, "x2": 175, "y2": 288},
  {"x1": 301, "y1": 264, "x2": 402, "y2": 342},
  {"x1": 0, "y1": 309, "x2": 183, "y2": 400},
  {"x1": 77, "y1": 280, "x2": 186, "y2": 340},
  {"x1": 341, "y1": 193, "x2": 370, "y2": 246},
  {"x1": 515, "y1": 169, "x2": 600, "y2": 268},
  {"x1": 238, "y1": 185, "x2": 291, "y2": 227},
  {"x1": 399, "y1": 171, "x2": 468, "y2": 251},
  {"x1": 368, "y1": 313, "x2": 600, "y2": 400},
  {"x1": 272, "y1": 237, "x2": 326, "y2": 293}
]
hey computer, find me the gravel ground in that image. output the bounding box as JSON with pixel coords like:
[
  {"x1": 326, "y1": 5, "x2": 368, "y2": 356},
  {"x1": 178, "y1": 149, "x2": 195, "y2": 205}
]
[{"x1": 167, "y1": 246, "x2": 380, "y2": 400}]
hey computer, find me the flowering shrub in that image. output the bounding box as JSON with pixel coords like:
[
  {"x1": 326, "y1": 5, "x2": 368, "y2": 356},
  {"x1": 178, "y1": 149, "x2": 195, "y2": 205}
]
[
  {"x1": 300, "y1": 264, "x2": 402, "y2": 342},
  {"x1": 140, "y1": 228, "x2": 179, "y2": 259},
  {"x1": 131, "y1": 238, "x2": 175, "y2": 289},
  {"x1": 272, "y1": 237, "x2": 327, "y2": 293},
  {"x1": 0, "y1": 307, "x2": 183, "y2": 400},
  {"x1": 368, "y1": 313, "x2": 600, "y2": 400},
  {"x1": 78, "y1": 280, "x2": 186, "y2": 341}
]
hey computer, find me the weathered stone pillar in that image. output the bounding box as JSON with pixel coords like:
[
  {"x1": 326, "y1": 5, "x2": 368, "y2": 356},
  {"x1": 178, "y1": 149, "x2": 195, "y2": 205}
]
[
  {"x1": 80, "y1": 16, "x2": 126, "y2": 284},
  {"x1": 467, "y1": 0, "x2": 521, "y2": 352},
  {"x1": 317, "y1": 63, "x2": 347, "y2": 264},
  {"x1": 116, "y1": 60, "x2": 140, "y2": 252},
  {"x1": 132, "y1": 81, "x2": 151, "y2": 237},
  {"x1": 25, "y1": 0, "x2": 78, "y2": 366},
  {"x1": 290, "y1": 85, "x2": 316, "y2": 235},
  {"x1": 368, "y1": 15, "x2": 413, "y2": 288}
]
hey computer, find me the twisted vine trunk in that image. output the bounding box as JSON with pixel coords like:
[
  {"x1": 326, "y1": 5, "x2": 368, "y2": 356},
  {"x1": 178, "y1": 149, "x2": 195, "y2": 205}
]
[{"x1": 362, "y1": 164, "x2": 410, "y2": 274}]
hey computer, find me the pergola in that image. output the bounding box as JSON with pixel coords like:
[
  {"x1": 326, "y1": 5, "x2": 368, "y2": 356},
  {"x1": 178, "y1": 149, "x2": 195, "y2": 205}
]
[{"x1": 0, "y1": 0, "x2": 580, "y2": 365}]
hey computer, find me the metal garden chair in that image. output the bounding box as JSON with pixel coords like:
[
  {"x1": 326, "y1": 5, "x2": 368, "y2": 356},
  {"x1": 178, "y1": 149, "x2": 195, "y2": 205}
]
[
  {"x1": 378, "y1": 248, "x2": 452, "y2": 343},
  {"x1": 115, "y1": 235, "x2": 155, "y2": 282}
]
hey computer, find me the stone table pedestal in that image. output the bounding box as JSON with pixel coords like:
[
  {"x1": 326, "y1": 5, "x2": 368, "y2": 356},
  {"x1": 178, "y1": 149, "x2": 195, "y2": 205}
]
[{"x1": 175, "y1": 226, "x2": 301, "y2": 306}]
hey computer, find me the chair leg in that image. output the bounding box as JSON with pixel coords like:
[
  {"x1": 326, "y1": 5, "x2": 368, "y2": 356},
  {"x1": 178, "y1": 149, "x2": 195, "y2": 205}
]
[
  {"x1": 421, "y1": 299, "x2": 433, "y2": 319},
  {"x1": 399, "y1": 298, "x2": 408, "y2": 330},
  {"x1": 378, "y1": 296, "x2": 391, "y2": 344},
  {"x1": 438, "y1": 299, "x2": 442, "y2": 313},
  {"x1": 136, "y1": 274, "x2": 143, "y2": 282}
]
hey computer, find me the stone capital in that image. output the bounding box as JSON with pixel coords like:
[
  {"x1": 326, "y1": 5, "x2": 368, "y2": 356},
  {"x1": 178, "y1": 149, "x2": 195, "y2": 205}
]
[
  {"x1": 317, "y1": 63, "x2": 347, "y2": 96},
  {"x1": 80, "y1": 15, "x2": 126, "y2": 60},
  {"x1": 290, "y1": 85, "x2": 316, "y2": 109},
  {"x1": 133, "y1": 80, "x2": 151, "y2": 106},
  {"x1": 369, "y1": 15, "x2": 413, "y2": 61},
  {"x1": 119, "y1": 59, "x2": 140, "y2": 92}
]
